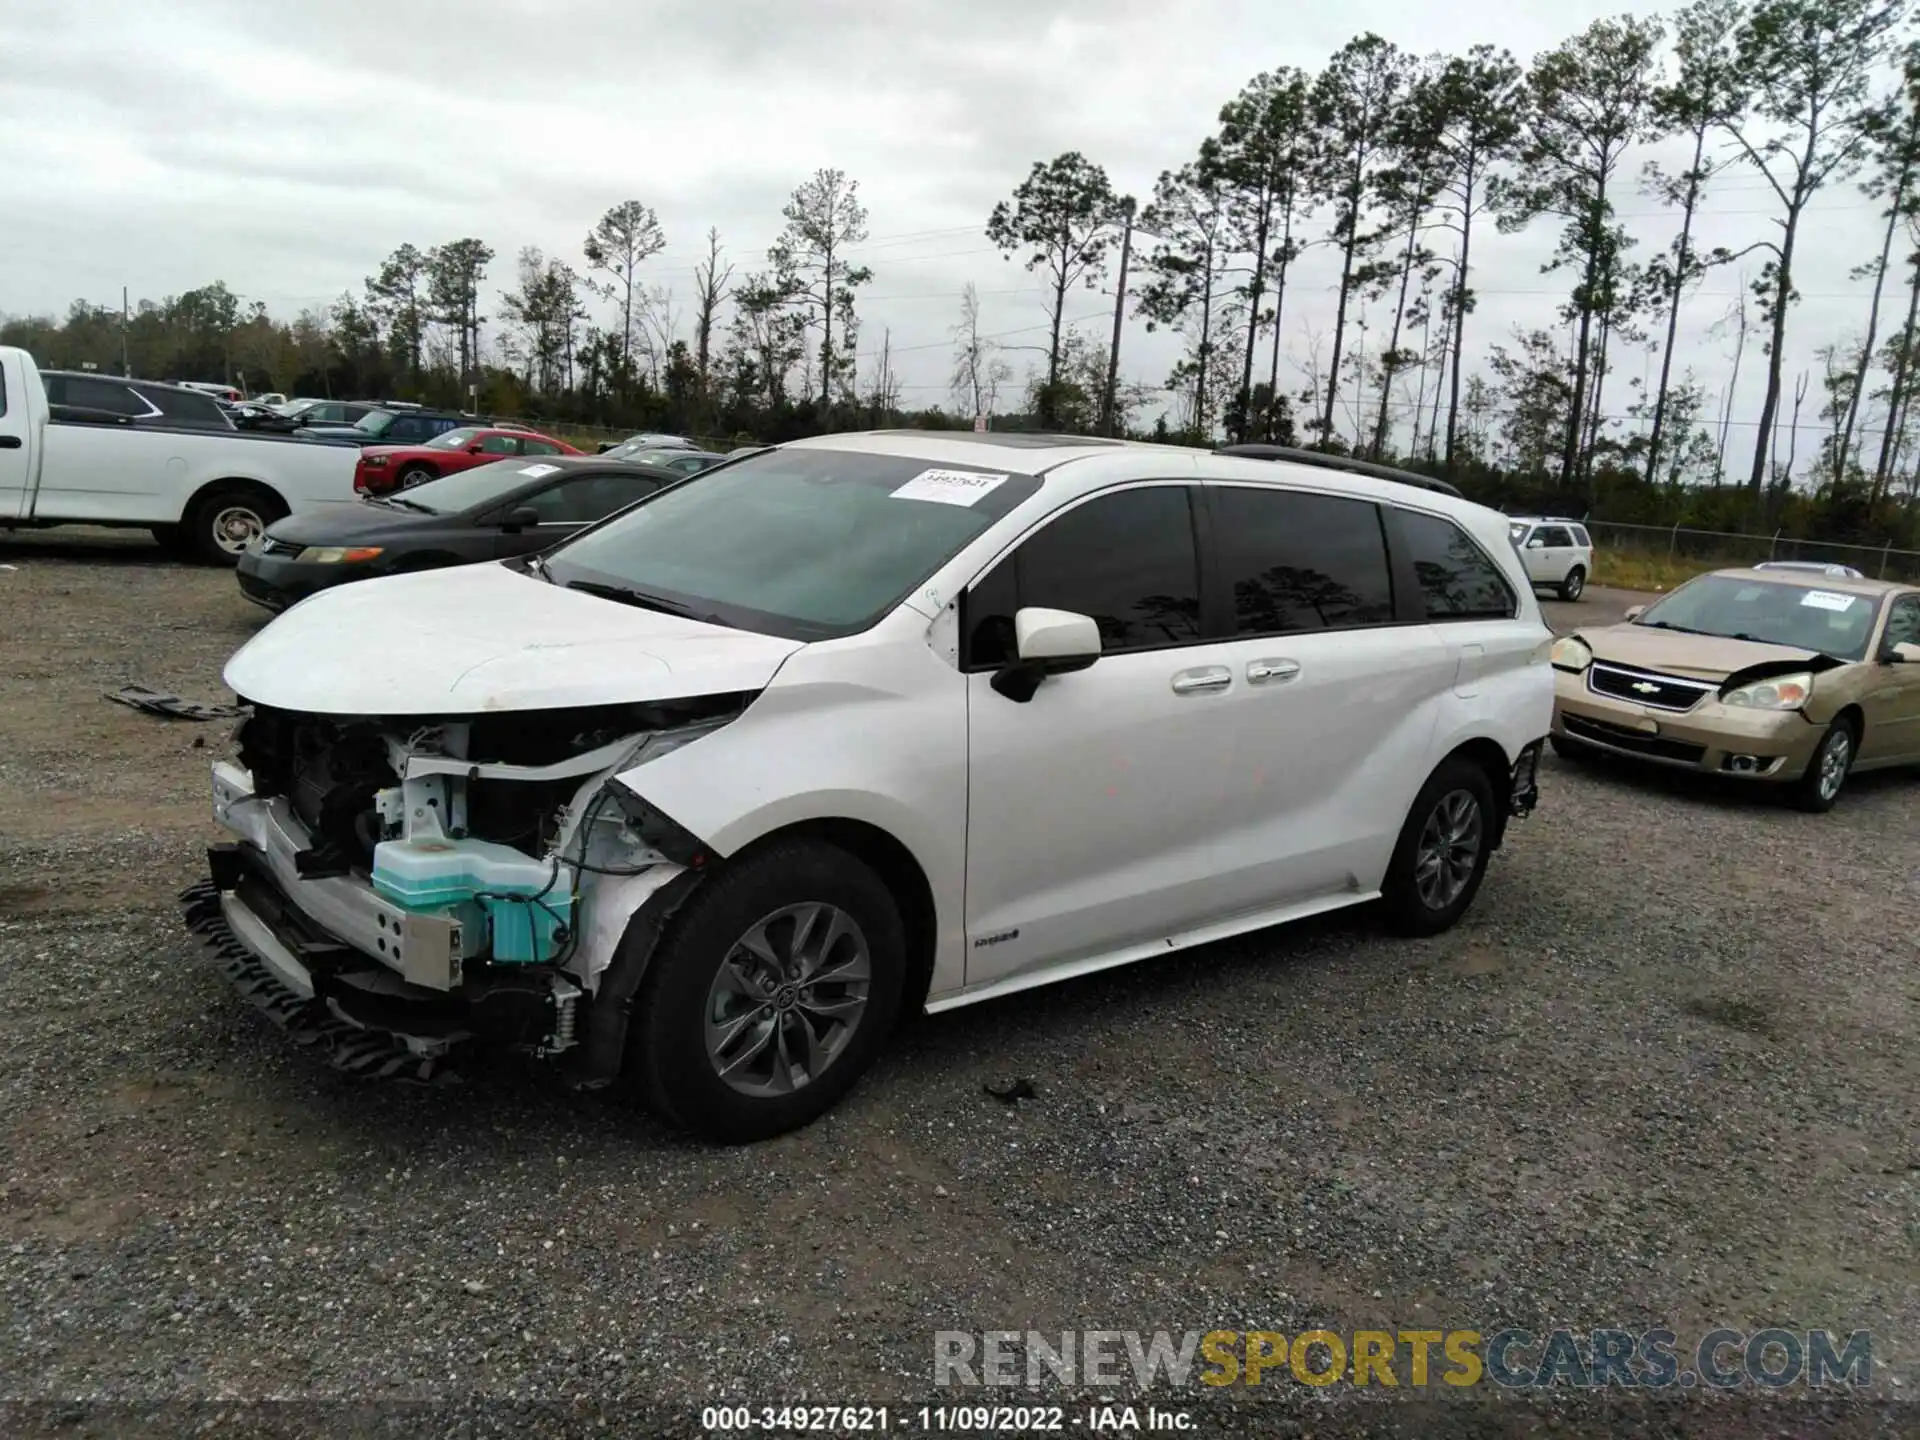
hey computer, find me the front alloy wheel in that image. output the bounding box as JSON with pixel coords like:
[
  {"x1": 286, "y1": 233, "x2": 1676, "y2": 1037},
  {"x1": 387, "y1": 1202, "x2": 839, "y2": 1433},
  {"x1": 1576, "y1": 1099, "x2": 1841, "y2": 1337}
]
[
  {"x1": 630, "y1": 838, "x2": 905, "y2": 1142},
  {"x1": 704, "y1": 902, "x2": 872, "y2": 1097},
  {"x1": 1792, "y1": 721, "x2": 1854, "y2": 813}
]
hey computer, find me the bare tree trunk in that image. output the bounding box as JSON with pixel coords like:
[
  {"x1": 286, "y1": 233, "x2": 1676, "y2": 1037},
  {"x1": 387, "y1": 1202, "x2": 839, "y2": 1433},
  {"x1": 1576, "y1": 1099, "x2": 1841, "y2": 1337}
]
[
  {"x1": 1443, "y1": 178, "x2": 1477, "y2": 473},
  {"x1": 1321, "y1": 166, "x2": 1365, "y2": 441},
  {"x1": 1839, "y1": 174, "x2": 1909, "y2": 485},
  {"x1": 1749, "y1": 177, "x2": 1808, "y2": 494},
  {"x1": 1235, "y1": 189, "x2": 1273, "y2": 443},
  {"x1": 1646, "y1": 128, "x2": 1708, "y2": 486},
  {"x1": 1874, "y1": 248, "x2": 1920, "y2": 502},
  {"x1": 1561, "y1": 281, "x2": 1596, "y2": 487},
  {"x1": 1369, "y1": 213, "x2": 1421, "y2": 459},
  {"x1": 1193, "y1": 240, "x2": 1216, "y2": 439},
  {"x1": 1264, "y1": 203, "x2": 1296, "y2": 442}
]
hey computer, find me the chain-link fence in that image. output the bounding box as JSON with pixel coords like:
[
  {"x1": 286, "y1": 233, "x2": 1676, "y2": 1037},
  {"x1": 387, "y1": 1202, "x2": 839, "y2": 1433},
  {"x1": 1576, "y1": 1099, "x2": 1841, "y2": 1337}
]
[{"x1": 1583, "y1": 519, "x2": 1920, "y2": 583}]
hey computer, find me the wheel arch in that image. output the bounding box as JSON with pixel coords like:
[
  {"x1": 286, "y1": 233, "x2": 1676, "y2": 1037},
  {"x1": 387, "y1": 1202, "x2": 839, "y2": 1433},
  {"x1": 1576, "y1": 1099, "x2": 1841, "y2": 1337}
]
[
  {"x1": 1434, "y1": 735, "x2": 1515, "y2": 849},
  {"x1": 727, "y1": 816, "x2": 939, "y2": 1022},
  {"x1": 179, "y1": 474, "x2": 290, "y2": 526}
]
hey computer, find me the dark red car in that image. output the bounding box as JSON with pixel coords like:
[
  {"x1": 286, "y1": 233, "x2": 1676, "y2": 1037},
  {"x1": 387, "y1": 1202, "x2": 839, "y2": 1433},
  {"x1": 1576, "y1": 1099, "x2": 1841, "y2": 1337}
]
[{"x1": 353, "y1": 425, "x2": 582, "y2": 494}]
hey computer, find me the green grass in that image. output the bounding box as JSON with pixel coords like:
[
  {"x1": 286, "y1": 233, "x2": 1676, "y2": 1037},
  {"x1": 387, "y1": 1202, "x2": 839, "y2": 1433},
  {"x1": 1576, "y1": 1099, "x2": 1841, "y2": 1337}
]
[{"x1": 1591, "y1": 549, "x2": 1731, "y2": 594}]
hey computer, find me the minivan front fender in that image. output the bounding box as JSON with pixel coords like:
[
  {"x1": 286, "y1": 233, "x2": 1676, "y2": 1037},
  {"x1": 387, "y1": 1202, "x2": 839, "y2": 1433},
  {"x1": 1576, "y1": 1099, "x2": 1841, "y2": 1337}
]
[{"x1": 612, "y1": 628, "x2": 972, "y2": 997}]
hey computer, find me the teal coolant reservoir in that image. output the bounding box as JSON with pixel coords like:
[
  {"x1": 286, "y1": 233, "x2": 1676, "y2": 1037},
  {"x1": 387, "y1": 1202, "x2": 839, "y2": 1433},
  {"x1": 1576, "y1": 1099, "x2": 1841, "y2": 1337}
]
[{"x1": 371, "y1": 835, "x2": 573, "y2": 964}]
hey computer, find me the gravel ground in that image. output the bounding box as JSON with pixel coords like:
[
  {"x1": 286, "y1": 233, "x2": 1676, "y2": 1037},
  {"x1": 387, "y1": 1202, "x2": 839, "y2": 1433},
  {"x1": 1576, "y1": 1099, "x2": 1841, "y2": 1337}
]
[{"x1": 2, "y1": 530, "x2": 1916, "y2": 1438}]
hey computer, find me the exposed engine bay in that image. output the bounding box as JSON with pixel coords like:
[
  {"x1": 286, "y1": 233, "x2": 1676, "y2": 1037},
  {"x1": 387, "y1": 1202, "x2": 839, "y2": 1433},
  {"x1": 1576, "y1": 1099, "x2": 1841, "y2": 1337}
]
[
  {"x1": 236, "y1": 695, "x2": 746, "y2": 876},
  {"x1": 187, "y1": 692, "x2": 750, "y2": 1079}
]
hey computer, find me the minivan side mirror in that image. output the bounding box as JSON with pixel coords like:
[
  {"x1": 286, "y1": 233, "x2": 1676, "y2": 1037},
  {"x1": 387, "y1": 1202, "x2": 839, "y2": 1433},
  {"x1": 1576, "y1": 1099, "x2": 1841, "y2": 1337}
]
[
  {"x1": 1625, "y1": 604, "x2": 1646, "y2": 621},
  {"x1": 502, "y1": 506, "x2": 541, "y2": 532},
  {"x1": 991, "y1": 607, "x2": 1102, "y2": 703}
]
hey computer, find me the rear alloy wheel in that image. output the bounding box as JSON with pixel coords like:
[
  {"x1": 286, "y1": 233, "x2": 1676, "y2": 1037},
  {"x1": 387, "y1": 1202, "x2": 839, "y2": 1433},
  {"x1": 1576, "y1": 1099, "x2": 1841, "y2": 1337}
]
[
  {"x1": 1381, "y1": 758, "x2": 1497, "y2": 937},
  {"x1": 397, "y1": 464, "x2": 436, "y2": 489},
  {"x1": 1559, "y1": 566, "x2": 1587, "y2": 601},
  {"x1": 631, "y1": 839, "x2": 905, "y2": 1142},
  {"x1": 1791, "y1": 720, "x2": 1855, "y2": 813}
]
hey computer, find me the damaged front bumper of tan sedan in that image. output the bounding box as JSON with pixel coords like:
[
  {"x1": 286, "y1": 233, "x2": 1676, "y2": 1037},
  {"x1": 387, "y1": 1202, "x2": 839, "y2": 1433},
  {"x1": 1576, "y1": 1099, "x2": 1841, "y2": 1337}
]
[{"x1": 1550, "y1": 665, "x2": 1827, "y2": 781}]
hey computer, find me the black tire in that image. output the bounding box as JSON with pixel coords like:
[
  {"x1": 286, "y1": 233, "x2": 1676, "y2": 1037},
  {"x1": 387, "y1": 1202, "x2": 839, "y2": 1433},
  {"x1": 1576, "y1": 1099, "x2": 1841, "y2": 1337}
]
[
  {"x1": 1548, "y1": 732, "x2": 1594, "y2": 763},
  {"x1": 183, "y1": 484, "x2": 286, "y2": 566},
  {"x1": 631, "y1": 839, "x2": 906, "y2": 1143},
  {"x1": 1790, "y1": 718, "x2": 1857, "y2": 813},
  {"x1": 1380, "y1": 757, "x2": 1498, "y2": 938},
  {"x1": 1558, "y1": 566, "x2": 1587, "y2": 601},
  {"x1": 397, "y1": 464, "x2": 436, "y2": 489}
]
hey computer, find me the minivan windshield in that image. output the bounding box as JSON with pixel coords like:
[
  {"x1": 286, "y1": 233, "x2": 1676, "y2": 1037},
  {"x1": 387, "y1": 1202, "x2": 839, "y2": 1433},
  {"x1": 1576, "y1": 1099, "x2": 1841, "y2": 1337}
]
[
  {"x1": 541, "y1": 448, "x2": 1043, "y2": 640},
  {"x1": 1634, "y1": 574, "x2": 1879, "y2": 660}
]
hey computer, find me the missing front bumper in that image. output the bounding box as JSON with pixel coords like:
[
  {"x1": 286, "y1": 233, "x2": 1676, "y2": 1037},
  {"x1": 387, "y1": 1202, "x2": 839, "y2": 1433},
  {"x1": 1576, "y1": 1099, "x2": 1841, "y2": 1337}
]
[
  {"x1": 1510, "y1": 739, "x2": 1544, "y2": 818},
  {"x1": 183, "y1": 844, "x2": 582, "y2": 1081}
]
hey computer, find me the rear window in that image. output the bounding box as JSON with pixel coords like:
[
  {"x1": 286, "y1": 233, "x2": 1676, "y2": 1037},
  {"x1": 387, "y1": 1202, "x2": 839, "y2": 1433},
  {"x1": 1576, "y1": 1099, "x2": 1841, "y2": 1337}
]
[
  {"x1": 1570, "y1": 525, "x2": 1591, "y2": 548},
  {"x1": 1398, "y1": 510, "x2": 1517, "y2": 621},
  {"x1": 1210, "y1": 485, "x2": 1394, "y2": 635}
]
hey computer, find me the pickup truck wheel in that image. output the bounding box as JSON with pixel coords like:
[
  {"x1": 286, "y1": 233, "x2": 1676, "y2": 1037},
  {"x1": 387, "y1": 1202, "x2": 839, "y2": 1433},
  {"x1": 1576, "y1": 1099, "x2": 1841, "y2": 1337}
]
[{"x1": 186, "y1": 485, "x2": 286, "y2": 566}]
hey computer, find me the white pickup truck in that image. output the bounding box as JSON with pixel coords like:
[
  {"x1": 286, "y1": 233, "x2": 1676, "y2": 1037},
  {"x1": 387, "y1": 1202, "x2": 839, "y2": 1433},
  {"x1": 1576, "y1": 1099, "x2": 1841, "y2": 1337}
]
[{"x1": 0, "y1": 346, "x2": 361, "y2": 564}]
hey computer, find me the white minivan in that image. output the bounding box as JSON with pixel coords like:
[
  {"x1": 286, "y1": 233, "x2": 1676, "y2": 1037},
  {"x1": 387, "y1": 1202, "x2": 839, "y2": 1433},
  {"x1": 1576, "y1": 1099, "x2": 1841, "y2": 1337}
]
[{"x1": 185, "y1": 432, "x2": 1554, "y2": 1141}]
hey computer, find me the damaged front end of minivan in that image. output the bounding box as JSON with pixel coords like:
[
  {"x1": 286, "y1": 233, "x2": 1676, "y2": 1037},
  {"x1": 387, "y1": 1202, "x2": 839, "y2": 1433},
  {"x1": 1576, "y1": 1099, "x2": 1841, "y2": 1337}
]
[{"x1": 180, "y1": 694, "x2": 747, "y2": 1082}]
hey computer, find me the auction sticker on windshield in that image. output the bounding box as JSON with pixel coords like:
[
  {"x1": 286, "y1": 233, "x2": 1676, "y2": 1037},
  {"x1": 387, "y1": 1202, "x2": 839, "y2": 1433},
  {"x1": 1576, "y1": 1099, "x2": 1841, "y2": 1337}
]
[
  {"x1": 890, "y1": 468, "x2": 1009, "y2": 507},
  {"x1": 1801, "y1": 590, "x2": 1858, "y2": 612},
  {"x1": 517, "y1": 464, "x2": 562, "y2": 479}
]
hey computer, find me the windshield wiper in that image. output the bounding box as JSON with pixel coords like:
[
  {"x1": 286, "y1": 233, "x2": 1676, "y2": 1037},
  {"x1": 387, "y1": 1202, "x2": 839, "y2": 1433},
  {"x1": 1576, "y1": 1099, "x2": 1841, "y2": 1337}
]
[
  {"x1": 380, "y1": 496, "x2": 434, "y2": 513},
  {"x1": 1639, "y1": 620, "x2": 1704, "y2": 634},
  {"x1": 564, "y1": 580, "x2": 724, "y2": 624}
]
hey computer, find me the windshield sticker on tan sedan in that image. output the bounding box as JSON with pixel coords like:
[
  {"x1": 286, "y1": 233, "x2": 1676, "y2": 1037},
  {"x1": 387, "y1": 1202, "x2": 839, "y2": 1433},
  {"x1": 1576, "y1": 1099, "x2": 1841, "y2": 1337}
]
[{"x1": 1800, "y1": 590, "x2": 1859, "y2": 612}]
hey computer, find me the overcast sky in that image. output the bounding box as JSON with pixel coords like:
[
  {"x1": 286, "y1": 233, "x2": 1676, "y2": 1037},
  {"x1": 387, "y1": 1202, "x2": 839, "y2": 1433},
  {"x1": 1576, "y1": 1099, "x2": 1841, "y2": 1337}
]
[{"x1": 0, "y1": 0, "x2": 1893, "y2": 455}]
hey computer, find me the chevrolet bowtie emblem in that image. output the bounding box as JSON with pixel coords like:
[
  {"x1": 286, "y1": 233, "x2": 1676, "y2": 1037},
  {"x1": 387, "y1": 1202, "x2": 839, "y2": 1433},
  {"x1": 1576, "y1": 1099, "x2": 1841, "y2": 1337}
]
[{"x1": 1631, "y1": 681, "x2": 1659, "y2": 694}]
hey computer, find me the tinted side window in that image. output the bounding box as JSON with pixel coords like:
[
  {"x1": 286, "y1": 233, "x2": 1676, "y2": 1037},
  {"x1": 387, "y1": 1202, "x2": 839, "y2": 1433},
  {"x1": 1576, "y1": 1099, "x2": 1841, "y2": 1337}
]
[
  {"x1": 1398, "y1": 510, "x2": 1517, "y2": 621},
  {"x1": 62, "y1": 377, "x2": 148, "y2": 416},
  {"x1": 138, "y1": 386, "x2": 226, "y2": 425},
  {"x1": 524, "y1": 473, "x2": 658, "y2": 523},
  {"x1": 1570, "y1": 525, "x2": 1591, "y2": 548},
  {"x1": 522, "y1": 439, "x2": 563, "y2": 456},
  {"x1": 1535, "y1": 525, "x2": 1573, "y2": 548},
  {"x1": 964, "y1": 486, "x2": 1201, "y2": 667},
  {"x1": 479, "y1": 434, "x2": 519, "y2": 454},
  {"x1": 1210, "y1": 486, "x2": 1393, "y2": 636},
  {"x1": 1884, "y1": 596, "x2": 1920, "y2": 649}
]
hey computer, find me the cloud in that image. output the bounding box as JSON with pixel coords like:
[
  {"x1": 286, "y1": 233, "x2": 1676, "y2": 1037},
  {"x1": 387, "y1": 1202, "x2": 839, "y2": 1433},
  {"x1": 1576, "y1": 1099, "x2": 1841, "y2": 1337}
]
[{"x1": 0, "y1": 0, "x2": 1889, "y2": 437}]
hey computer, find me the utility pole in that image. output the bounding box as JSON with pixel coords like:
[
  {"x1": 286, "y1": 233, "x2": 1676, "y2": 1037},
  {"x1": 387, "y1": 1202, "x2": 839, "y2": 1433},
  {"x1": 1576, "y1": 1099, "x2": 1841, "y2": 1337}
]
[
  {"x1": 1100, "y1": 197, "x2": 1136, "y2": 438},
  {"x1": 121, "y1": 285, "x2": 131, "y2": 377}
]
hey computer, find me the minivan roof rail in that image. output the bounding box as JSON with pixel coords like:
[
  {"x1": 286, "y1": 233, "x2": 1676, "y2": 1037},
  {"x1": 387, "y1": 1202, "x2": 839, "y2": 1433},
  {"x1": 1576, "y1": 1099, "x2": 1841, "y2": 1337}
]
[{"x1": 1213, "y1": 444, "x2": 1464, "y2": 499}]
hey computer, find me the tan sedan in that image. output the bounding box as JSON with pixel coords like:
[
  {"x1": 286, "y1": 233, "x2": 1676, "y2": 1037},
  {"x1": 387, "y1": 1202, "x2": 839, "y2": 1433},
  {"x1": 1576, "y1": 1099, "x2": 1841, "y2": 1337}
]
[{"x1": 1549, "y1": 567, "x2": 1920, "y2": 811}]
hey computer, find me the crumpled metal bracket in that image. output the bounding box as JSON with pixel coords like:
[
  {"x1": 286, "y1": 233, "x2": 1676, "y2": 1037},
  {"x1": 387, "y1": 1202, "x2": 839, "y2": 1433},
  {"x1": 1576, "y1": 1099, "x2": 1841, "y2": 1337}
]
[{"x1": 105, "y1": 684, "x2": 248, "y2": 722}]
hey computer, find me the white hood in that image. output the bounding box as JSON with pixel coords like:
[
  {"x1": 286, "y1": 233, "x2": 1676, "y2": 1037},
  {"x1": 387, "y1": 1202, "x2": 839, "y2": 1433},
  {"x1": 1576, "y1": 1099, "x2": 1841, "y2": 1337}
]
[{"x1": 225, "y1": 562, "x2": 803, "y2": 715}]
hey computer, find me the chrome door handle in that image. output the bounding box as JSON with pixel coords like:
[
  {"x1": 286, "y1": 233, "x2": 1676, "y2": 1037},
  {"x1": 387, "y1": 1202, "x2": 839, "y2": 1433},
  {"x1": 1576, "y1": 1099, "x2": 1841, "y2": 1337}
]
[
  {"x1": 1247, "y1": 658, "x2": 1300, "y2": 684},
  {"x1": 1170, "y1": 666, "x2": 1232, "y2": 695}
]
